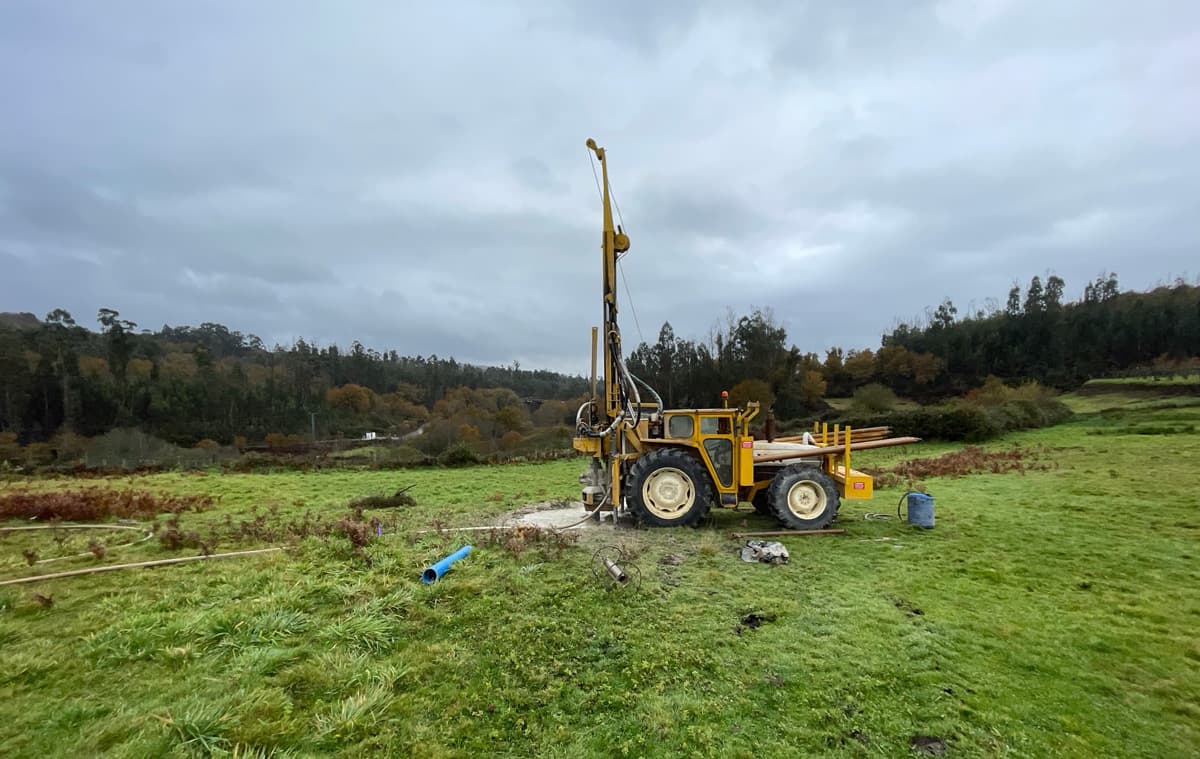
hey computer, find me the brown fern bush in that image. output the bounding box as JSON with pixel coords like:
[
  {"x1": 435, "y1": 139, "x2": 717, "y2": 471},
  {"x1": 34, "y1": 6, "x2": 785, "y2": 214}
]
[
  {"x1": 334, "y1": 510, "x2": 379, "y2": 565},
  {"x1": 473, "y1": 524, "x2": 581, "y2": 561},
  {"x1": 0, "y1": 489, "x2": 214, "y2": 522},
  {"x1": 157, "y1": 514, "x2": 206, "y2": 552},
  {"x1": 865, "y1": 445, "x2": 1052, "y2": 488}
]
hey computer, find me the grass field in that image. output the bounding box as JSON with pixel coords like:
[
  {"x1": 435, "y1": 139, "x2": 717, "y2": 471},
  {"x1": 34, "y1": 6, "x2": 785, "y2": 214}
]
[
  {"x1": 822, "y1": 396, "x2": 924, "y2": 413},
  {"x1": 1084, "y1": 375, "x2": 1200, "y2": 386},
  {"x1": 1, "y1": 393, "x2": 1198, "y2": 757}
]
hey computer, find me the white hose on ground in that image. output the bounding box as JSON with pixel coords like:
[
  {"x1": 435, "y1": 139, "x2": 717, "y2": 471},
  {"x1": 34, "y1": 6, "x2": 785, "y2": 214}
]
[
  {"x1": 0, "y1": 547, "x2": 284, "y2": 587},
  {"x1": 0, "y1": 523, "x2": 155, "y2": 564}
]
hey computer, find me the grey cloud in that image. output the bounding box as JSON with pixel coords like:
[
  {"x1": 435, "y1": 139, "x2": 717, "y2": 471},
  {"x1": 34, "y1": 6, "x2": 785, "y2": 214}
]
[
  {"x1": 633, "y1": 180, "x2": 772, "y2": 244},
  {"x1": 765, "y1": 2, "x2": 945, "y2": 74},
  {"x1": 2, "y1": 0, "x2": 1198, "y2": 376}
]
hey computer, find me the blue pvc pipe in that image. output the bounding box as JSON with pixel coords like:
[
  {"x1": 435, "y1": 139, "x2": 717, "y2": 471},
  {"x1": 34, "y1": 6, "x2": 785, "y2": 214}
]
[{"x1": 421, "y1": 545, "x2": 473, "y2": 584}]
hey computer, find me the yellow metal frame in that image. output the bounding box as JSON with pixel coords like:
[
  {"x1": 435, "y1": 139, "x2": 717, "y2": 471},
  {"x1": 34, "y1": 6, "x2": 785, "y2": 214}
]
[{"x1": 814, "y1": 421, "x2": 874, "y2": 500}]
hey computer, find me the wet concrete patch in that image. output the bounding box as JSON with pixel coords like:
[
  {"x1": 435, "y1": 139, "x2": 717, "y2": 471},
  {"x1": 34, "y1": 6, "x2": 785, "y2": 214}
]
[{"x1": 507, "y1": 501, "x2": 617, "y2": 530}]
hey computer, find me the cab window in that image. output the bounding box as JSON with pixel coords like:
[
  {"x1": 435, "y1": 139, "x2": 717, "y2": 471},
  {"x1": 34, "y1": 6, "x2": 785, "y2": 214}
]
[
  {"x1": 667, "y1": 415, "x2": 694, "y2": 438},
  {"x1": 704, "y1": 439, "x2": 733, "y2": 486},
  {"x1": 700, "y1": 417, "x2": 731, "y2": 435}
]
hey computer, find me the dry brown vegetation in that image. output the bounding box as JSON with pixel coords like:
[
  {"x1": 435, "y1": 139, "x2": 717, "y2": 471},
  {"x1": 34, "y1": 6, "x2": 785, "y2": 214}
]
[
  {"x1": 865, "y1": 445, "x2": 1053, "y2": 488},
  {"x1": 416, "y1": 522, "x2": 580, "y2": 562},
  {"x1": 0, "y1": 488, "x2": 214, "y2": 522}
]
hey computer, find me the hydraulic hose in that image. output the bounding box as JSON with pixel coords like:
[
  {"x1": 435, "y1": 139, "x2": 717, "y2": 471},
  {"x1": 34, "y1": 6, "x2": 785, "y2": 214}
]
[
  {"x1": 629, "y1": 371, "x2": 663, "y2": 418},
  {"x1": 576, "y1": 399, "x2": 626, "y2": 438}
]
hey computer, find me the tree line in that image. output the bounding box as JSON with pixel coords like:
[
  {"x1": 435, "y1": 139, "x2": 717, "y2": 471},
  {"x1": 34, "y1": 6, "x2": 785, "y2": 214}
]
[
  {"x1": 625, "y1": 272, "x2": 1200, "y2": 416},
  {"x1": 3, "y1": 271, "x2": 1197, "y2": 449},
  {"x1": 880, "y1": 273, "x2": 1200, "y2": 396},
  {"x1": 0, "y1": 311, "x2": 588, "y2": 446}
]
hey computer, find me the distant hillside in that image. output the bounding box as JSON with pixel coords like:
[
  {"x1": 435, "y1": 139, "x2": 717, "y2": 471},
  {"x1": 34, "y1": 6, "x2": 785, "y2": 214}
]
[
  {"x1": 0, "y1": 309, "x2": 589, "y2": 447},
  {"x1": 0, "y1": 312, "x2": 40, "y2": 329}
]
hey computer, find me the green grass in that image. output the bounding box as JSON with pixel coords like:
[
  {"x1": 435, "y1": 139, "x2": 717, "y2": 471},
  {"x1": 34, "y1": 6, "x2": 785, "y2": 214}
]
[
  {"x1": 1, "y1": 397, "x2": 1199, "y2": 757},
  {"x1": 1085, "y1": 374, "x2": 1200, "y2": 386},
  {"x1": 824, "y1": 396, "x2": 923, "y2": 413},
  {"x1": 1059, "y1": 389, "x2": 1200, "y2": 416},
  {"x1": 325, "y1": 443, "x2": 430, "y2": 465}
]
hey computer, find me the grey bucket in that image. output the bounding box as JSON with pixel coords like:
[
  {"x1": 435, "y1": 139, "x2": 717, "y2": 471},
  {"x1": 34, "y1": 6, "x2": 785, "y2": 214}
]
[{"x1": 899, "y1": 491, "x2": 934, "y2": 529}]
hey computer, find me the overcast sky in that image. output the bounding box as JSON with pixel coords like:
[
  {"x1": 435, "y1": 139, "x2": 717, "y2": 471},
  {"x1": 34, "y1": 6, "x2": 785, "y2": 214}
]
[{"x1": 2, "y1": 1, "x2": 1198, "y2": 375}]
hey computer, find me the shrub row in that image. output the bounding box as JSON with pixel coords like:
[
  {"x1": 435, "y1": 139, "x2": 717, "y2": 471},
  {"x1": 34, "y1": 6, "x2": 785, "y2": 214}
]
[{"x1": 835, "y1": 397, "x2": 1072, "y2": 442}]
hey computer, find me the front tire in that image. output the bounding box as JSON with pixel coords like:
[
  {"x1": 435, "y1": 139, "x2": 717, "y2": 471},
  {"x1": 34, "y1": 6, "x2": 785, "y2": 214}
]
[
  {"x1": 768, "y1": 465, "x2": 839, "y2": 530},
  {"x1": 626, "y1": 448, "x2": 714, "y2": 528}
]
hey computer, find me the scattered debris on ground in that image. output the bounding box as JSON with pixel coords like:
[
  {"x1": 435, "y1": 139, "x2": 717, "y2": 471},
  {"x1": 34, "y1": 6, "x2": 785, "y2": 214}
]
[
  {"x1": 739, "y1": 540, "x2": 789, "y2": 564},
  {"x1": 736, "y1": 611, "x2": 778, "y2": 635},
  {"x1": 890, "y1": 595, "x2": 925, "y2": 617},
  {"x1": 910, "y1": 734, "x2": 947, "y2": 755},
  {"x1": 740, "y1": 611, "x2": 777, "y2": 628}
]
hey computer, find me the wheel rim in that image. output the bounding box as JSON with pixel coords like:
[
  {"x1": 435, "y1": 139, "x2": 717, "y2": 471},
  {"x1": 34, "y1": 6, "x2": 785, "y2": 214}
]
[
  {"x1": 786, "y1": 479, "x2": 827, "y2": 519},
  {"x1": 642, "y1": 467, "x2": 695, "y2": 519}
]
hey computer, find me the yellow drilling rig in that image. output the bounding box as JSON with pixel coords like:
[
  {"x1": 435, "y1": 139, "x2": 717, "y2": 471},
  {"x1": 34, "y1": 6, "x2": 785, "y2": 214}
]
[{"x1": 572, "y1": 138, "x2": 920, "y2": 529}]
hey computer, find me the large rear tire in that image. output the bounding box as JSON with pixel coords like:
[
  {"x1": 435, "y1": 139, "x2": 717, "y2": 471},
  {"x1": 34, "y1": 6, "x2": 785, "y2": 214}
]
[
  {"x1": 626, "y1": 448, "x2": 714, "y2": 528},
  {"x1": 767, "y1": 465, "x2": 839, "y2": 530}
]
